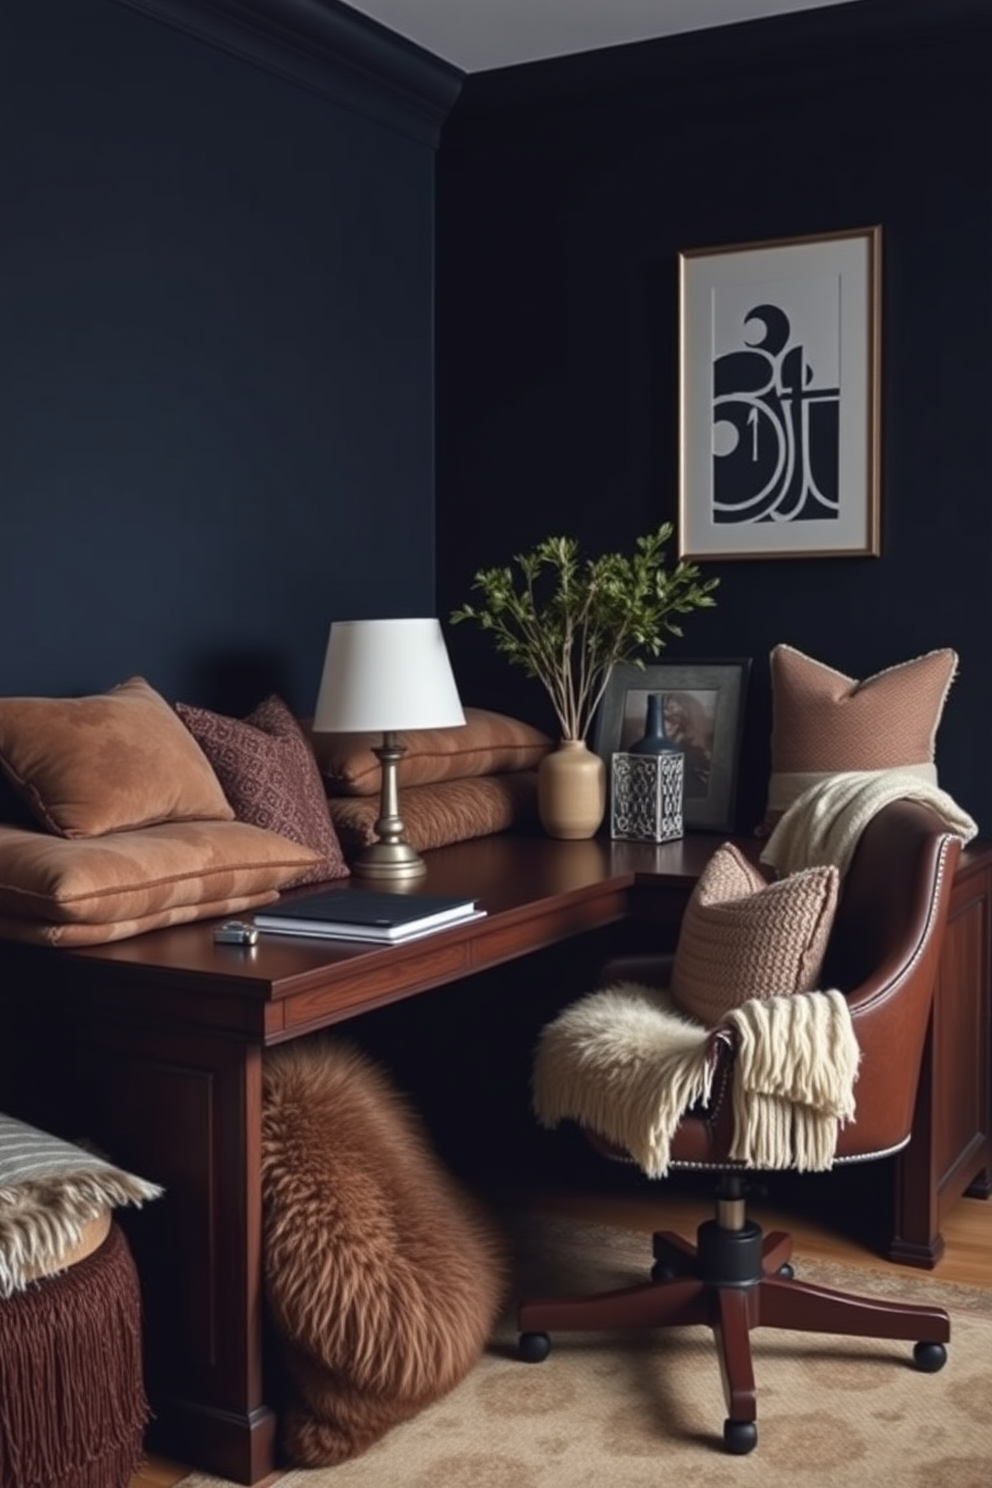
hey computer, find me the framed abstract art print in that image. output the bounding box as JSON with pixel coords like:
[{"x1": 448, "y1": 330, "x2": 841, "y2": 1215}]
[{"x1": 678, "y1": 226, "x2": 881, "y2": 561}]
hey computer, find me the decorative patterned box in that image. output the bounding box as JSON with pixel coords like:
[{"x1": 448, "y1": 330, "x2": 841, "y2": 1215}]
[{"x1": 610, "y1": 751, "x2": 684, "y2": 843}]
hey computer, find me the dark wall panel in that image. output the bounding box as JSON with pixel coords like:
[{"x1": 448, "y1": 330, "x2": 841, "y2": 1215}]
[
  {"x1": 0, "y1": 0, "x2": 438, "y2": 716},
  {"x1": 436, "y1": 0, "x2": 992, "y2": 835}
]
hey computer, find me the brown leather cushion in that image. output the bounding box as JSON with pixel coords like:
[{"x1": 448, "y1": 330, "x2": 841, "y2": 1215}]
[
  {"x1": 670, "y1": 842, "x2": 839, "y2": 1027},
  {"x1": 309, "y1": 707, "x2": 552, "y2": 796},
  {"x1": 176, "y1": 694, "x2": 350, "y2": 887},
  {"x1": 0, "y1": 677, "x2": 234, "y2": 838},
  {"x1": 763, "y1": 644, "x2": 957, "y2": 831}
]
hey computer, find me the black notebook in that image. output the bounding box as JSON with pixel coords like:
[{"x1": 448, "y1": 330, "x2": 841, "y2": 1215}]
[{"x1": 253, "y1": 888, "x2": 485, "y2": 943}]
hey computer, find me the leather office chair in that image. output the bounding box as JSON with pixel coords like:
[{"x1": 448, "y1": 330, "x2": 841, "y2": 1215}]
[{"x1": 516, "y1": 799, "x2": 963, "y2": 1454}]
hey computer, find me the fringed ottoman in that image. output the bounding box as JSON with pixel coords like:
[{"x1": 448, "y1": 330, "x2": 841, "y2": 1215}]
[{"x1": 0, "y1": 1114, "x2": 163, "y2": 1488}]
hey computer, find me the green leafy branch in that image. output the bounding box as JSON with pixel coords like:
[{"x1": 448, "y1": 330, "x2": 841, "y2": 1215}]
[{"x1": 449, "y1": 523, "x2": 719, "y2": 742}]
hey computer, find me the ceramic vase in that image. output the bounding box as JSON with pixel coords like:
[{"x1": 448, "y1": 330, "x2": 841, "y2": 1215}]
[
  {"x1": 537, "y1": 739, "x2": 607, "y2": 840},
  {"x1": 610, "y1": 692, "x2": 685, "y2": 844},
  {"x1": 630, "y1": 693, "x2": 680, "y2": 757}
]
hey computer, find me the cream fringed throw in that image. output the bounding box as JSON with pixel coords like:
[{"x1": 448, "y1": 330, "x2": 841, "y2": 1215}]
[
  {"x1": 725, "y1": 987, "x2": 859, "y2": 1171},
  {"x1": 532, "y1": 981, "x2": 859, "y2": 1179},
  {"x1": 760, "y1": 769, "x2": 978, "y2": 879}
]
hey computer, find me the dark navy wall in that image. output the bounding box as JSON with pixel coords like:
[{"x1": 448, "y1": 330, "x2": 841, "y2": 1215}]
[
  {"x1": 436, "y1": 0, "x2": 992, "y2": 835},
  {"x1": 0, "y1": 0, "x2": 448, "y2": 717}
]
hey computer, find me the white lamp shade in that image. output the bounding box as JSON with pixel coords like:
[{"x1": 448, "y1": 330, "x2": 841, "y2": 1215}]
[{"x1": 313, "y1": 618, "x2": 465, "y2": 733}]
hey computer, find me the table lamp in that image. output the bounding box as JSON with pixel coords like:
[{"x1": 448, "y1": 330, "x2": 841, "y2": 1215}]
[{"x1": 313, "y1": 617, "x2": 465, "y2": 881}]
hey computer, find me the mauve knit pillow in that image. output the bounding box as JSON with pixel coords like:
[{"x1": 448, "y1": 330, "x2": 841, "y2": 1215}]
[
  {"x1": 763, "y1": 644, "x2": 958, "y2": 832},
  {"x1": 670, "y1": 842, "x2": 839, "y2": 1028},
  {"x1": 176, "y1": 695, "x2": 349, "y2": 886}
]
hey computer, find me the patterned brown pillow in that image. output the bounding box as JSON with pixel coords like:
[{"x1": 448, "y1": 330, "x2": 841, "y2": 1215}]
[
  {"x1": 175, "y1": 695, "x2": 348, "y2": 886},
  {"x1": 308, "y1": 707, "x2": 552, "y2": 796},
  {"x1": 0, "y1": 677, "x2": 234, "y2": 838},
  {"x1": 328, "y1": 773, "x2": 539, "y2": 855},
  {"x1": 670, "y1": 842, "x2": 839, "y2": 1027},
  {"x1": 764, "y1": 644, "x2": 958, "y2": 831}
]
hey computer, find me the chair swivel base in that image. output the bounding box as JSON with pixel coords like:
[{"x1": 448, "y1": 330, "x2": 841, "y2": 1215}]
[{"x1": 517, "y1": 1212, "x2": 949, "y2": 1455}]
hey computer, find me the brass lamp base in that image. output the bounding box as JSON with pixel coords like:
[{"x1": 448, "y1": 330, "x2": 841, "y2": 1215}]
[
  {"x1": 350, "y1": 839, "x2": 427, "y2": 882},
  {"x1": 350, "y1": 732, "x2": 427, "y2": 882}
]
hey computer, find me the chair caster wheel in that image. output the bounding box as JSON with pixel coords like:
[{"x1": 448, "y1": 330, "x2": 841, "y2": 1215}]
[
  {"x1": 777, "y1": 1262, "x2": 795, "y2": 1279},
  {"x1": 913, "y1": 1340, "x2": 947, "y2": 1373},
  {"x1": 519, "y1": 1331, "x2": 551, "y2": 1363},
  {"x1": 724, "y1": 1419, "x2": 757, "y2": 1455}
]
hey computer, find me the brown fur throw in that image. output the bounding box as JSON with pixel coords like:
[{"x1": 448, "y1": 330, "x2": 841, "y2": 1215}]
[{"x1": 261, "y1": 1039, "x2": 508, "y2": 1467}]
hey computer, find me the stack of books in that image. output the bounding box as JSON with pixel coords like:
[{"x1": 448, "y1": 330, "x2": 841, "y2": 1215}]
[{"x1": 253, "y1": 888, "x2": 485, "y2": 944}]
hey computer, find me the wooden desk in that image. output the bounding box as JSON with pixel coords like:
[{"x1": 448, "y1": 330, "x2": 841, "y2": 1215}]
[{"x1": 0, "y1": 831, "x2": 988, "y2": 1484}]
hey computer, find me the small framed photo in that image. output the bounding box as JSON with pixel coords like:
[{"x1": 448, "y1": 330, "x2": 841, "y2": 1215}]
[
  {"x1": 591, "y1": 659, "x2": 751, "y2": 832},
  {"x1": 678, "y1": 226, "x2": 881, "y2": 561}
]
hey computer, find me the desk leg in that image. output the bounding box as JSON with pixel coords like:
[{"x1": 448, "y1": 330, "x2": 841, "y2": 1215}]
[
  {"x1": 888, "y1": 865, "x2": 992, "y2": 1267},
  {"x1": 71, "y1": 1025, "x2": 275, "y2": 1484},
  {"x1": 889, "y1": 1029, "x2": 943, "y2": 1268}
]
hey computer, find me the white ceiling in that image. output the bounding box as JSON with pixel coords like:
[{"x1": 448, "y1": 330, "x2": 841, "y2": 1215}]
[{"x1": 339, "y1": 0, "x2": 867, "y2": 73}]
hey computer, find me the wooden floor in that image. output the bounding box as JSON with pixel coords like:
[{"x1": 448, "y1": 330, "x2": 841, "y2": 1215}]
[{"x1": 129, "y1": 1180, "x2": 992, "y2": 1488}]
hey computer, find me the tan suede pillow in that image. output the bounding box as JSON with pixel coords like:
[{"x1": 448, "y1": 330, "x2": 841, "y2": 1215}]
[
  {"x1": 0, "y1": 819, "x2": 323, "y2": 926},
  {"x1": 0, "y1": 893, "x2": 281, "y2": 947},
  {"x1": 670, "y1": 842, "x2": 839, "y2": 1027},
  {"x1": 0, "y1": 677, "x2": 234, "y2": 838},
  {"x1": 309, "y1": 707, "x2": 552, "y2": 796},
  {"x1": 764, "y1": 645, "x2": 958, "y2": 831},
  {"x1": 328, "y1": 773, "x2": 539, "y2": 855}
]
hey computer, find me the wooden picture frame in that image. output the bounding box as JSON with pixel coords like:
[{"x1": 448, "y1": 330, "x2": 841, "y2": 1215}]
[{"x1": 591, "y1": 658, "x2": 751, "y2": 832}]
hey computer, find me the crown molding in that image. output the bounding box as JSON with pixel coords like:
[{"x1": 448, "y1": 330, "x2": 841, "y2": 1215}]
[{"x1": 107, "y1": 0, "x2": 463, "y2": 148}]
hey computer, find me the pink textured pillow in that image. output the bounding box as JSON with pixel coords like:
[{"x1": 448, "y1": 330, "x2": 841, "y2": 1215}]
[
  {"x1": 175, "y1": 695, "x2": 349, "y2": 886},
  {"x1": 764, "y1": 645, "x2": 958, "y2": 830},
  {"x1": 670, "y1": 842, "x2": 839, "y2": 1027}
]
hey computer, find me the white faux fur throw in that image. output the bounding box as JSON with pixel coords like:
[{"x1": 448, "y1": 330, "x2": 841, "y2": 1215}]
[
  {"x1": 532, "y1": 981, "x2": 859, "y2": 1179},
  {"x1": 760, "y1": 770, "x2": 978, "y2": 880},
  {"x1": 724, "y1": 987, "x2": 859, "y2": 1171}
]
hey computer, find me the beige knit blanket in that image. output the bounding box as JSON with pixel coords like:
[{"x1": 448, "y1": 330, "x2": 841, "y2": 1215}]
[
  {"x1": 760, "y1": 770, "x2": 978, "y2": 879},
  {"x1": 532, "y1": 982, "x2": 859, "y2": 1179}
]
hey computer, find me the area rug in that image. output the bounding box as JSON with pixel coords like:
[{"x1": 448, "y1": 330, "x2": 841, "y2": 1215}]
[{"x1": 177, "y1": 1213, "x2": 992, "y2": 1488}]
